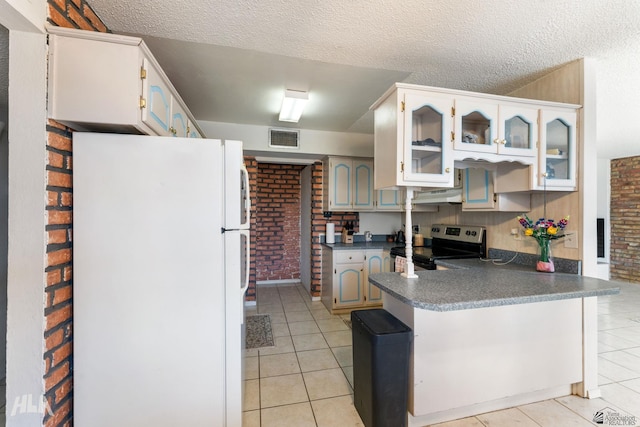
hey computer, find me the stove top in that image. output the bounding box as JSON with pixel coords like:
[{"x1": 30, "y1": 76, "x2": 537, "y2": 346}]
[{"x1": 391, "y1": 224, "x2": 486, "y2": 268}]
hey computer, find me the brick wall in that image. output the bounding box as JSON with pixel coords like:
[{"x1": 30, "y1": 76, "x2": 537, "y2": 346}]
[
  {"x1": 255, "y1": 163, "x2": 305, "y2": 282},
  {"x1": 45, "y1": 1, "x2": 108, "y2": 426},
  {"x1": 309, "y1": 162, "x2": 358, "y2": 298},
  {"x1": 610, "y1": 156, "x2": 640, "y2": 283}
]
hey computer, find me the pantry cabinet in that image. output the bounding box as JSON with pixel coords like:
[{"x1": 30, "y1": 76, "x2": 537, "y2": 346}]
[
  {"x1": 47, "y1": 27, "x2": 204, "y2": 138},
  {"x1": 323, "y1": 157, "x2": 374, "y2": 211}
]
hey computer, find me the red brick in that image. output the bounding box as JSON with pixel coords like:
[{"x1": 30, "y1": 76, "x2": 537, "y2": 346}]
[
  {"x1": 83, "y1": 4, "x2": 108, "y2": 32},
  {"x1": 60, "y1": 191, "x2": 73, "y2": 207},
  {"x1": 47, "y1": 132, "x2": 72, "y2": 152},
  {"x1": 54, "y1": 378, "x2": 73, "y2": 404},
  {"x1": 48, "y1": 4, "x2": 73, "y2": 28},
  {"x1": 44, "y1": 396, "x2": 71, "y2": 427},
  {"x1": 47, "y1": 191, "x2": 59, "y2": 206},
  {"x1": 48, "y1": 248, "x2": 72, "y2": 267},
  {"x1": 46, "y1": 304, "x2": 72, "y2": 330},
  {"x1": 48, "y1": 171, "x2": 72, "y2": 188},
  {"x1": 47, "y1": 269, "x2": 62, "y2": 286},
  {"x1": 48, "y1": 151, "x2": 65, "y2": 168},
  {"x1": 47, "y1": 210, "x2": 72, "y2": 226},
  {"x1": 53, "y1": 285, "x2": 72, "y2": 305},
  {"x1": 52, "y1": 342, "x2": 72, "y2": 367},
  {"x1": 45, "y1": 329, "x2": 64, "y2": 351},
  {"x1": 45, "y1": 361, "x2": 69, "y2": 390},
  {"x1": 48, "y1": 229, "x2": 67, "y2": 245},
  {"x1": 67, "y1": 4, "x2": 93, "y2": 30}
]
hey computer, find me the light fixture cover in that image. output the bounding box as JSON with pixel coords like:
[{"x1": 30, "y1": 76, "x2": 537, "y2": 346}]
[{"x1": 279, "y1": 90, "x2": 308, "y2": 123}]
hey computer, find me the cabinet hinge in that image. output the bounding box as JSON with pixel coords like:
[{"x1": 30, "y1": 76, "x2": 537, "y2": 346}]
[
  {"x1": 493, "y1": 194, "x2": 497, "y2": 203},
  {"x1": 364, "y1": 296, "x2": 367, "y2": 301},
  {"x1": 451, "y1": 106, "x2": 455, "y2": 116},
  {"x1": 451, "y1": 131, "x2": 455, "y2": 142},
  {"x1": 140, "y1": 66, "x2": 147, "y2": 80},
  {"x1": 139, "y1": 96, "x2": 147, "y2": 109},
  {"x1": 334, "y1": 298, "x2": 337, "y2": 304},
  {"x1": 400, "y1": 161, "x2": 404, "y2": 173},
  {"x1": 401, "y1": 101, "x2": 405, "y2": 112},
  {"x1": 186, "y1": 126, "x2": 191, "y2": 135},
  {"x1": 334, "y1": 269, "x2": 337, "y2": 274}
]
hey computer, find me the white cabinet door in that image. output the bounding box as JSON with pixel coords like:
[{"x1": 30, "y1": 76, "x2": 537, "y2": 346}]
[
  {"x1": 402, "y1": 91, "x2": 455, "y2": 186},
  {"x1": 324, "y1": 157, "x2": 374, "y2": 211},
  {"x1": 496, "y1": 104, "x2": 538, "y2": 157},
  {"x1": 353, "y1": 159, "x2": 374, "y2": 210},
  {"x1": 364, "y1": 250, "x2": 384, "y2": 306},
  {"x1": 463, "y1": 167, "x2": 495, "y2": 210},
  {"x1": 462, "y1": 167, "x2": 530, "y2": 212},
  {"x1": 537, "y1": 108, "x2": 577, "y2": 190},
  {"x1": 376, "y1": 189, "x2": 401, "y2": 211},
  {"x1": 328, "y1": 158, "x2": 352, "y2": 211},
  {"x1": 170, "y1": 98, "x2": 189, "y2": 137},
  {"x1": 453, "y1": 98, "x2": 497, "y2": 154},
  {"x1": 141, "y1": 58, "x2": 172, "y2": 136},
  {"x1": 334, "y1": 262, "x2": 364, "y2": 308}
]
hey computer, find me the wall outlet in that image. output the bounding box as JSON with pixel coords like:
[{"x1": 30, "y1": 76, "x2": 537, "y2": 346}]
[
  {"x1": 511, "y1": 228, "x2": 521, "y2": 240},
  {"x1": 564, "y1": 231, "x2": 578, "y2": 248}
]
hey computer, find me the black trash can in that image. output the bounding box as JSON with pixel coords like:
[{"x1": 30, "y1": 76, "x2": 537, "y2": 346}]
[{"x1": 351, "y1": 308, "x2": 412, "y2": 427}]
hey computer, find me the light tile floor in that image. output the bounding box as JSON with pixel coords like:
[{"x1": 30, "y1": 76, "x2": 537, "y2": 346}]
[{"x1": 244, "y1": 281, "x2": 640, "y2": 427}]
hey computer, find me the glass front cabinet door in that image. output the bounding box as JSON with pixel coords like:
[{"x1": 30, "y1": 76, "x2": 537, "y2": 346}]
[
  {"x1": 454, "y1": 99, "x2": 537, "y2": 158},
  {"x1": 402, "y1": 92, "x2": 454, "y2": 186},
  {"x1": 538, "y1": 108, "x2": 577, "y2": 190}
]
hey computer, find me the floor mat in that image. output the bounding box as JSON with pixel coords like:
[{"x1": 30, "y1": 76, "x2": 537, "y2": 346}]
[{"x1": 245, "y1": 314, "x2": 274, "y2": 349}]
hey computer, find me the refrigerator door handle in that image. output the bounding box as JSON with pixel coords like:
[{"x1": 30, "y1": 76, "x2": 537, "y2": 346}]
[
  {"x1": 240, "y1": 163, "x2": 251, "y2": 230},
  {"x1": 240, "y1": 229, "x2": 250, "y2": 294}
]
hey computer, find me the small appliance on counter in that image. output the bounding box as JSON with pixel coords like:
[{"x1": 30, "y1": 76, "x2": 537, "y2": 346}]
[
  {"x1": 395, "y1": 229, "x2": 406, "y2": 244},
  {"x1": 364, "y1": 231, "x2": 373, "y2": 242}
]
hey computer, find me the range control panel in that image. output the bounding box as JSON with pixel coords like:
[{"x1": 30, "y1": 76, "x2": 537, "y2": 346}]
[{"x1": 431, "y1": 224, "x2": 486, "y2": 244}]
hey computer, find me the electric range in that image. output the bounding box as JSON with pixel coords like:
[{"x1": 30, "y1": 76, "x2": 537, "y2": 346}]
[{"x1": 390, "y1": 224, "x2": 486, "y2": 270}]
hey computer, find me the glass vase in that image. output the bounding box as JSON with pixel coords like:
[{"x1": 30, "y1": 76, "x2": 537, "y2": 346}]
[{"x1": 536, "y1": 239, "x2": 555, "y2": 273}]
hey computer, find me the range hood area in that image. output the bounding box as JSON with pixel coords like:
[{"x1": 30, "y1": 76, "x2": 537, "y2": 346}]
[
  {"x1": 413, "y1": 168, "x2": 463, "y2": 204},
  {"x1": 412, "y1": 186, "x2": 462, "y2": 204}
]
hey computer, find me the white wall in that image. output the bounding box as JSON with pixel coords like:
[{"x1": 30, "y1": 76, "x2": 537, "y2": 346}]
[
  {"x1": 2, "y1": 0, "x2": 48, "y2": 422},
  {"x1": 199, "y1": 120, "x2": 374, "y2": 161},
  {"x1": 300, "y1": 166, "x2": 312, "y2": 294},
  {"x1": 359, "y1": 212, "x2": 402, "y2": 236}
]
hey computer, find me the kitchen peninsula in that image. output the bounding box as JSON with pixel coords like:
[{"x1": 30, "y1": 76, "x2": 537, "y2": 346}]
[{"x1": 368, "y1": 266, "x2": 620, "y2": 427}]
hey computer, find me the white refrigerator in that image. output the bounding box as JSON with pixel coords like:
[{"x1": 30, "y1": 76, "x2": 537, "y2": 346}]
[{"x1": 73, "y1": 132, "x2": 250, "y2": 427}]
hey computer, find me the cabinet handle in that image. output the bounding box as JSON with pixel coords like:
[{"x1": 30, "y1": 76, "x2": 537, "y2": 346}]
[
  {"x1": 445, "y1": 167, "x2": 451, "y2": 173},
  {"x1": 169, "y1": 127, "x2": 177, "y2": 135}
]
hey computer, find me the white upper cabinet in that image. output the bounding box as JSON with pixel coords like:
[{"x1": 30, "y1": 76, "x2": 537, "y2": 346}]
[
  {"x1": 323, "y1": 157, "x2": 374, "y2": 212},
  {"x1": 536, "y1": 108, "x2": 577, "y2": 191},
  {"x1": 454, "y1": 100, "x2": 538, "y2": 159},
  {"x1": 372, "y1": 83, "x2": 580, "y2": 192},
  {"x1": 47, "y1": 27, "x2": 204, "y2": 138},
  {"x1": 373, "y1": 86, "x2": 455, "y2": 190}
]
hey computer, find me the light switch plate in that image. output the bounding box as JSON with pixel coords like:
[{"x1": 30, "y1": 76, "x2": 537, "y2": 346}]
[{"x1": 564, "y1": 231, "x2": 578, "y2": 248}]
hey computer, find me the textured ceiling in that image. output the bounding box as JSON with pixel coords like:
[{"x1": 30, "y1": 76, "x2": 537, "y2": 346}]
[{"x1": 85, "y1": 0, "x2": 640, "y2": 158}]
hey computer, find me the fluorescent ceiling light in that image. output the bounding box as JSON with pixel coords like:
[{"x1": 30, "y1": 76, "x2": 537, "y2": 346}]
[{"x1": 279, "y1": 90, "x2": 308, "y2": 123}]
